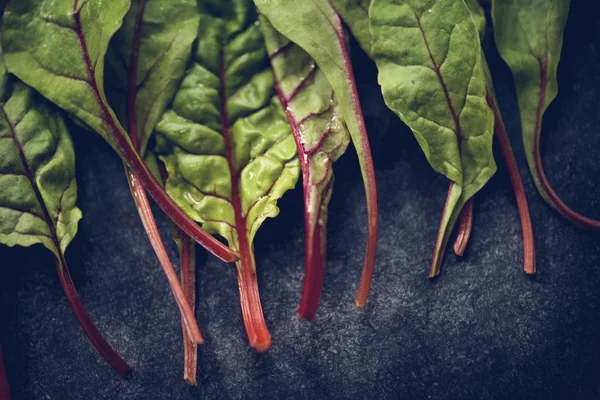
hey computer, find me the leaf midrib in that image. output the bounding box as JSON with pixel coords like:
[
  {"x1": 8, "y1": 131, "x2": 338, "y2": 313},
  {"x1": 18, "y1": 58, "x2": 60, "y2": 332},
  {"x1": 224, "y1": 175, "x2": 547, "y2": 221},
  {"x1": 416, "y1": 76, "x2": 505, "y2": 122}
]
[
  {"x1": 415, "y1": 13, "x2": 462, "y2": 141},
  {"x1": 0, "y1": 103, "x2": 64, "y2": 257}
]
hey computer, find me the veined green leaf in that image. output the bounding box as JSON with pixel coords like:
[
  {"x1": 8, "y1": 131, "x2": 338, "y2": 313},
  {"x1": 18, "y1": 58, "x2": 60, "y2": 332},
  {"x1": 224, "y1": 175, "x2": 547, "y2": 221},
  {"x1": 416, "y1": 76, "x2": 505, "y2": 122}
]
[
  {"x1": 333, "y1": 0, "x2": 374, "y2": 57},
  {"x1": 0, "y1": 56, "x2": 130, "y2": 376},
  {"x1": 1, "y1": 0, "x2": 238, "y2": 262},
  {"x1": 492, "y1": 1, "x2": 597, "y2": 230},
  {"x1": 369, "y1": 0, "x2": 496, "y2": 276},
  {"x1": 108, "y1": 0, "x2": 200, "y2": 155},
  {"x1": 254, "y1": 0, "x2": 379, "y2": 307},
  {"x1": 260, "y1": 16, "x2": 350, "y2": 320},
  {"x1": 154, "y1": 0, "x2": 300, "y2": 352}
]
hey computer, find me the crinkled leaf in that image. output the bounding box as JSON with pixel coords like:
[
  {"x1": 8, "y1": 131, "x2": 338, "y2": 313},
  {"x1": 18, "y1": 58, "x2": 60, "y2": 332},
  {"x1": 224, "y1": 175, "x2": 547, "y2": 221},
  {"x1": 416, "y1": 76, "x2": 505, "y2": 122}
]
[
  {"x1": 0, "y1": 65, "x2": 80, "y2": 259},
  {"x1": 333, "y1": 0, "x2": 374, "y2": 57},
  {"x1": 1, "y1": 0, "x2": 238, "y2": 262},
  {"x1": 260, "y1": 16, "x2": 350, "y2": 319},
  {"x1": 369, "y1": 0, "x2": 496, "y2": 276},
  {"x1": 254, "y1": 0, "x2": 378, "y2": 306},
  {"x1": 154, "y1": 0, "x2": 299, "y2": 351},
  {"x1": 107, "y1": 0, "x2": 200, "y2": 155},
  {"x1": 0, "y1": 54, "x2": 130, "y2": 376},
  {"x1": 492, "y1": 1, "x2": 594, "y2": 229}
]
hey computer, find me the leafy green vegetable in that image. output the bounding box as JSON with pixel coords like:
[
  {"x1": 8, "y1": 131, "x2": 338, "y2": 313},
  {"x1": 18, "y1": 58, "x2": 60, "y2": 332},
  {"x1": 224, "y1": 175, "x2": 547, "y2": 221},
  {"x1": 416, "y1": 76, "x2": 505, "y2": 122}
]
[
  {"x1": 254, "y1": 0, "x2": 379, "y2": 307},
  {"x1": 174, "y1": 229, "x2": 198, "y2": 385},
  {"x1": 154, "y1": 0, "x2": 300, "y2": 352},
  {"x1": 369, "y1": 0, "x2": 496, "y2": 277},
  {"x1": 466, "y1": 2, "x2": 536, "y2": 273},
  {"x1": 1, "y1": 0, "x2": 238, "y2": 262},
  {"x1": 0, "y1": 57, "x2": 130, "y2": 376},
  {"x1": 333, "y1": 0, "x2": 374, "y2": 58},
  {"x1": 260, "y1": 16, "x2": 351, "y2": 320},
  {"x1": 107, "y1": 0, "x2": 205, "y2": 349},
  {"x1": 492, "y1": 1, "x2": 596, "y2": 230}
]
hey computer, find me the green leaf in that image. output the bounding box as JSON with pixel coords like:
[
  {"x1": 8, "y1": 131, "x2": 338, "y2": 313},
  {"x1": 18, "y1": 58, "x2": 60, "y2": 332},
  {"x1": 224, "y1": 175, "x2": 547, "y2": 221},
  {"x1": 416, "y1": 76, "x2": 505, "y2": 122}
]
[
  {"x1": 107, "y1": 0, "x2": 200, "y2": 155},
  {"x1": 154, "y1": 0, "x2": 300, "y2": 352},
  {"x1": 464, "y1": 0, "x2": 486, "y2": 41},
  {"x1": 0, "y1": 68, "x2": 80, "y2": 262},
  {"x1": 260, "y1": 16, "x2": 350, "y2": 319},
  {"x1": 369, "y1": 0, "x2": 496, "y2": 276},
  {"x1": 254, "y1": 0, "x2": 379, "y2": 307},
  {"x1": 491, "y1": 1, "x2": 597, "y2": 229},
  {"x1": 1, "y1": 0, "x2": 238, "y2": 262},
  {"x1": 333, "y1": 0, "x2": 374, "y2": 57},
  {"x1": 0, "y1": 55, "x2": 130, "y2": 376},
  {"x1": 466, "y1": 1, "x2": 536, "y2": 273}
]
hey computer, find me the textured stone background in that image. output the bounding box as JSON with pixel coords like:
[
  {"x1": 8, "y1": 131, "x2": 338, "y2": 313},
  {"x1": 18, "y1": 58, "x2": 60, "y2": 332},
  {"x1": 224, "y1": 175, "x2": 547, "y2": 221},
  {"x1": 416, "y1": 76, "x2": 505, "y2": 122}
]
[{"x1": 2, "y1": 2, "x2": 599, "y2": 399}]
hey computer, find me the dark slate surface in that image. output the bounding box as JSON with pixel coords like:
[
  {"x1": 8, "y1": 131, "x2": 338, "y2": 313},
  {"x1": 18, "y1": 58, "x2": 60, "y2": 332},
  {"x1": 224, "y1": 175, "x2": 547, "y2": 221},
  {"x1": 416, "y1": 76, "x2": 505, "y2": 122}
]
[{"x1": 2, "y1": 3, "x2": 600, "y2": 399}]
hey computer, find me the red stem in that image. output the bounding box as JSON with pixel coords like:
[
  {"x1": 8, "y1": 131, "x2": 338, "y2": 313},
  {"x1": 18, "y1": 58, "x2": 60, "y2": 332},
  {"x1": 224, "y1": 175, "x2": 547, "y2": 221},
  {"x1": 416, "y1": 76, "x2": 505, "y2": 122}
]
[
  {"x1": 218, "y1": 48, "x2": 271, "y2": 352},
  {"x1": 126, "y1": 172, "x2": 204, "y2": 344},
  {"x1": 178, "y1": 232, "x2": 198, "y2": 385},
  {"x1": 56, "y1": 260, "x2": 132, "y2": 377},
  {"x1": 236, "y1": 246, "x2": 271, "y2": 352},
  {"x1": 531, "y1": 57, "x2": 600, "y2": 230},
  {"x1": 0, "y1": 345, "x2": 10, "y2": 400},
  {"x1": 329, "y1": 13, "x2": 378, "y2": 307},
  {"x1": 124, "y1": 0, "x2": 202, "y2": 345},
  {"x1": 270, "y1": 62, "x2": 330, "y2": 320},
  {"x1": 488, "y1": 92, "x2": 536, "y2": 274},
  {"x1": 297, "y1": 187, "x2": 329, "y2": 320},
  {"x1": 453, "y1": 198, "x2": 473, "y2": 257},
  {"x1": 70, "y1": 6, "x2": 238, "y2": 263}
]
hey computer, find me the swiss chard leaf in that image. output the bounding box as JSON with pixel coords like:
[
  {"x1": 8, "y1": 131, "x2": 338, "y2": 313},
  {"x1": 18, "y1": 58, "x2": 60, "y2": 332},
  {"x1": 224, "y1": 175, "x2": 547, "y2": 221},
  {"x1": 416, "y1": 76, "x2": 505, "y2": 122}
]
[
  {"x1": 0, "y1": 58, "x2": 130, "y2": 376},
  {"x1": 491, "y1": 1, "x2": 597, "y2": 229},
  {"x1": 332, "y1": 0, "x2": 374, "y2": 58},
  {"x1": 260, "y1": 16, "x2": 351, "y2": 320},
  {"x1": 154, "y1": 0, "x2": 300, "y2": 352},
  {"x1": 466, "y1": 2, "x2": 536, "y2": 273},
  {"x1": 108, "y1": 0, "x2": 200, "y2": 155},
  {"x1": 369, "y1": 0, "x2": 496, "y2": 276},
  {"x1": 1, "y1": 0, "x2": 238, "y2": 262},
  {"x1": 107, "y1": 0, "x2": 205, "y2": 349},
  {"x1": 254, "y1": 0, "x2": 379, "y2": 307}
]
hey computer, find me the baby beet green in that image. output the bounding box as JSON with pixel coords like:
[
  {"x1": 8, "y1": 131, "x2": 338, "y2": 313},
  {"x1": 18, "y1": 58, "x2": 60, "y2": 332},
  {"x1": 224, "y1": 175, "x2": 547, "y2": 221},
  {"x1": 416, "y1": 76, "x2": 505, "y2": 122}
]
[
  {"x1": 154, "y1": 0, "x2": 300, "y2": 352},
  {"x1": 0, "y1": 57, "x2": 130, "y2": 376},
  {"x1": 255, "y1": 0, "x2": 379, "y2": 306},
  {"x1": 465, "y1": 1, "x2": 536, "y2": 274},
  {"x1": 492, "y1": 0, "x2": 598, "y2": 230},
  {"x1": 260, "y1": 16, "x2": 351, "y2": 319},
  {"x1": 369, "y1": 0, "x2": 496, "y2": 277},
  {"x1": 107, "y1": 0, "x2": 205, "y2": 366},
  {"x1": 1, "y1": 0, "x2": 238, "y2": 263}
]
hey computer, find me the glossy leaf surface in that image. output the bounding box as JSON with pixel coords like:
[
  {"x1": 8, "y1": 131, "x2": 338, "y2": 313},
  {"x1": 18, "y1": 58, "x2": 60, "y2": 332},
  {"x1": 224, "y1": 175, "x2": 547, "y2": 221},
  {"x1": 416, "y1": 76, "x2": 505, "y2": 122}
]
[
  {"x1": 155, "y1": 0, "x2": 300, "y2": 351},
  {"x1": 1, "y1": 0, "x2": 238, "y2": 262}
]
